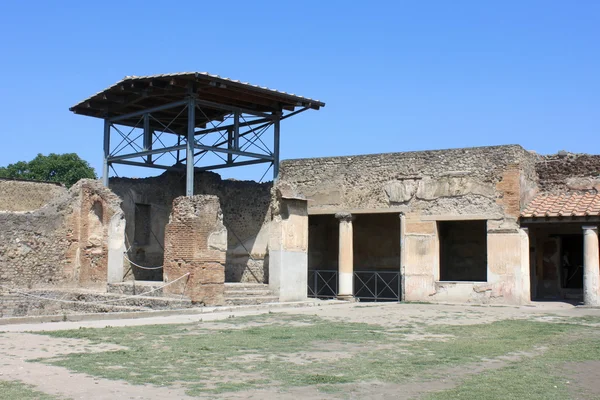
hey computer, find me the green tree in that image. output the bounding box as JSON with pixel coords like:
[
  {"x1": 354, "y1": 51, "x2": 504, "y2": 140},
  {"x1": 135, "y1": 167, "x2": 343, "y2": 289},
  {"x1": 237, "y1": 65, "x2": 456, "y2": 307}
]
[{"x1": 0, "y1": 153, "x2": 97, "y2": 187}]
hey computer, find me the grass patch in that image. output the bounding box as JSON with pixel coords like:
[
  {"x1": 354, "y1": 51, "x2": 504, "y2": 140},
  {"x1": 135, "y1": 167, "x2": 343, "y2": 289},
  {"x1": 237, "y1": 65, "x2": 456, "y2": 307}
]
[
  {"x1": 0, "y1": 380, "x2": 60, "y2": 400},
  {"x1": 33, "y1": 314, "x2": 599, "y2": 397},
  {"x1": 425, "y1": 330, "x2": 600, "y2": 400}
]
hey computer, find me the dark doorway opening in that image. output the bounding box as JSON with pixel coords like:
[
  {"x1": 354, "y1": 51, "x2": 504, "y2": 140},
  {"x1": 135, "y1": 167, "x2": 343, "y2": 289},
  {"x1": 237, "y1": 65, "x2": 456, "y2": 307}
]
[{"x1": 560, "y1": 235, "x2": 584, "y2": 289}]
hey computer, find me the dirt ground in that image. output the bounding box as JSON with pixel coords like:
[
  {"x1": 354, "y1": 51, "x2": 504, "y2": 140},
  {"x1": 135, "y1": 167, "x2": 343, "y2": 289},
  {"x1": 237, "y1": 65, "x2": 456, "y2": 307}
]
[{"x1": 0, "y1": 301, "x2": 599, "y2": 400}]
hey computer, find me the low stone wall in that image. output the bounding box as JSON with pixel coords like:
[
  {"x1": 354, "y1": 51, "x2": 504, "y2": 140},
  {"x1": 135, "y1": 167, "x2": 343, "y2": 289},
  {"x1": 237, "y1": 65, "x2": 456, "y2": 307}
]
[
  {"x1": 0, "y1": 289, "x2": 192, "y2": 318},
  {"x1": 0, "y1": 178, "x2": 66, "y2": 212}
]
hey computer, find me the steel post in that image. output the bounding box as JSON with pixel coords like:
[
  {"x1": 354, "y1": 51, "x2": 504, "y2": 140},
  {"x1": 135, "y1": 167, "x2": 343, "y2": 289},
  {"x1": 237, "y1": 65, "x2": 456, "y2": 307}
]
[
  {"x1": 102, "y1": 120, "x2": 110, "y2": 187},
  {"x1": 143, "y1": 113, "x2": 152, "y2": 163},
  {"x1": 233, "y1": 111, "x2": 240, "y2": 150},
  {"x1": 227, "y1": 128, "x2": 233, "y2": 163},
  {"x1": 186, "y1": 98, "x2": 195, "y2": 196},
  {"x1": 273, "y1": 115, "x2": 280, "y2": 179}
]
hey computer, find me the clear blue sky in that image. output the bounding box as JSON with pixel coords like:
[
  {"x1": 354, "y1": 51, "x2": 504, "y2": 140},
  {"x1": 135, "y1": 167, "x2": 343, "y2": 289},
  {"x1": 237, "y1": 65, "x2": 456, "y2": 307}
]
[{"x1": 0, "y1": 1, "x2": 598, "y2": 181}]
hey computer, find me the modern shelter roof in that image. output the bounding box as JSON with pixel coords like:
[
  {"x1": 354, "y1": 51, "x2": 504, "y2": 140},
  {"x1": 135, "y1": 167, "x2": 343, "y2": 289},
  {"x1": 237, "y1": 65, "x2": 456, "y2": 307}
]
[{"x1": 70, "y1": 72, "x2": 325, "y2": 132}]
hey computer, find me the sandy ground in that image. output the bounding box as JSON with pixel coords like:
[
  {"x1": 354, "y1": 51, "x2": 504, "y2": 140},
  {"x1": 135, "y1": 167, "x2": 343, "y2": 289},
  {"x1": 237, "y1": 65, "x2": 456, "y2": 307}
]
[{"x1": 0, "y1": 301, "x2": 599, "y2": 399}]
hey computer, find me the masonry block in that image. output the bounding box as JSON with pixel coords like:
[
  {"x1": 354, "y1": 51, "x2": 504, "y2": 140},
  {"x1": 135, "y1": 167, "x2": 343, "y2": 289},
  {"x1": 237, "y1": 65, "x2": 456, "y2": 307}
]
[{"x1": 163, "y1": 195, "x2": 226, "y2": 305}]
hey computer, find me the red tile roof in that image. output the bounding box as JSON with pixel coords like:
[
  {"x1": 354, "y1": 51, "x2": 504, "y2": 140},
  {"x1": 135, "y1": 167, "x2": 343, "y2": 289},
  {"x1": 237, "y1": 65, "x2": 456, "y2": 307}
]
[{"x1": 521, "y1": 192, "x2": 600, "y2": 218}]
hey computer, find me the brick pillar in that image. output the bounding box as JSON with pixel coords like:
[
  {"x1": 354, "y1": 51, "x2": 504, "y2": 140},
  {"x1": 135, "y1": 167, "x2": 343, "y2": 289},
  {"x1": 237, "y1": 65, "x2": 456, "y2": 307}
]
[{"x1": 163, "y1": 195, "x2": 227, "y2": 305}]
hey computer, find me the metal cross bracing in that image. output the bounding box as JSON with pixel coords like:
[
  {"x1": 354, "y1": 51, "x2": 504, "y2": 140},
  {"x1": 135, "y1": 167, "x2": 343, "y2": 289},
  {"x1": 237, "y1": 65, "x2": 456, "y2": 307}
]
[
  {"x1": 102, "y1": 97, "x2": 305, "y2": 196},
  {"x1": 307, "y1": 270, "x2": 401, "y2": 302}
]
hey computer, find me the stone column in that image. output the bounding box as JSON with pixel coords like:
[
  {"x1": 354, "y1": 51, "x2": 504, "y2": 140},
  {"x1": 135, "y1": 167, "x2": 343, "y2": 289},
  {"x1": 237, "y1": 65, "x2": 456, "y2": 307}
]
[
  {"x1": 399, "y1": 213, "x2": 406, "y2": 302},
  {"x1": 582, "y1": 226, "x2": 600, "y2": 306},
  {"x1": 518, "y1": 227, "x2": 531, "y2": 304},
  {"x1": 336, "y1": 212, "x2": 354, "y2": 300}
]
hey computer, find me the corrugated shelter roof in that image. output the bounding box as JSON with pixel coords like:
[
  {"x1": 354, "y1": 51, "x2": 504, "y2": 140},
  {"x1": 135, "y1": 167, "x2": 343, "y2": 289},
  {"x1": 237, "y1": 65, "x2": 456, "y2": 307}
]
[
  {"x1": 70, "y1": 72, "x2": 325, "y2": 131},
  {"x1": 521, "y1": 192, "x2": 600, "y2": 218}
]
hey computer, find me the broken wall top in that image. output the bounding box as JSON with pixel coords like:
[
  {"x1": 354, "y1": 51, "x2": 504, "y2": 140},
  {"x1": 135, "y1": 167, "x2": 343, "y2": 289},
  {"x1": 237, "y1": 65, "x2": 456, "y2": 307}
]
[
  {"x1": 536, "y1": 153, "x2": 600, "y2": 194},
  {"x1": 277, "y1": 144, "x2": 537, "y2": 217}
]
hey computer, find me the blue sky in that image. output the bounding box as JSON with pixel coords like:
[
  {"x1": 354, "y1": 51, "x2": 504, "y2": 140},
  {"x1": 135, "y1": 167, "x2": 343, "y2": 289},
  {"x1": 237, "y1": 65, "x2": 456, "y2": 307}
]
[{"x1": 0, "y1": 1, "x2": 598, "y2": 181}]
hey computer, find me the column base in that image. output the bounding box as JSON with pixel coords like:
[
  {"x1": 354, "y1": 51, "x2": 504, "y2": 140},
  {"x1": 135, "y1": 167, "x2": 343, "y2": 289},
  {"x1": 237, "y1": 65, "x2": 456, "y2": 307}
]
[{"x1": 336, "y1": 294, "x2": 357, "y2": 302}]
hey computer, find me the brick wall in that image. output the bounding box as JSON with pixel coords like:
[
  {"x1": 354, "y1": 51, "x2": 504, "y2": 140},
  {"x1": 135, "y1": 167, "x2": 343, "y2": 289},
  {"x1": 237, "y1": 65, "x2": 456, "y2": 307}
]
[{"x1": 163, "y1": 195, "x2": 226, "y2": 305}]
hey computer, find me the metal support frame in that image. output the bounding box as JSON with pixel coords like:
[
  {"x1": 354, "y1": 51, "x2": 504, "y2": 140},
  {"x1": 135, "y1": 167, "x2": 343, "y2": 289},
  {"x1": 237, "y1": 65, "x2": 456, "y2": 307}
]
[
  {"x1": 233, "y1": 111, "x2": 240, "y2": 151},
  {"x1": 227, "y1": 128, "x2": 233, "y2": 163},
  {"x1": 273, "y1": 114, "x2": 280, "y2": 179},
  {"x1": 186, "y1": 97, "x2": 195, "y2": 196},
  {"x1": 102, "y1": 119, "x2": 110, "y2": 187},
  {"x1": 102, "y1": 99, "x2": 309, "y2": 185},
  {"x1": 143, "y1": 113, "x2": 152, "y2": 163}
]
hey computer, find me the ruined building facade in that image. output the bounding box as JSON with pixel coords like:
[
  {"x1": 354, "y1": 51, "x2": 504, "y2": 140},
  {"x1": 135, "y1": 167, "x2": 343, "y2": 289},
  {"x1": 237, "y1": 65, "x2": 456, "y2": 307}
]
[{"x1": 1, "y1": 144, "x2": 600, "y2": 309}]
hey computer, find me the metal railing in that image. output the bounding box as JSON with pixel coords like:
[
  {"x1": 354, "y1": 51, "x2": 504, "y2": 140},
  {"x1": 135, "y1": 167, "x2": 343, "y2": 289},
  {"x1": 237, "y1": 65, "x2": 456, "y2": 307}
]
[
  {"x1": 308, "y1": 270, "x2": 401, "y2": 302},
  {"x1": 307, "y1": 270, "x2": 338, "y2": 298},
  {"x1": 354, "y1": 271, "x2": 401, "y2": 302}
]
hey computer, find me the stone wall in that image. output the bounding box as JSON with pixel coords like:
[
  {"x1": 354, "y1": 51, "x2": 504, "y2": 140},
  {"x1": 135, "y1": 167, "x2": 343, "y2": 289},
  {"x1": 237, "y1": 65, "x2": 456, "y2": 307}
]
[
  {"x1": 536, "y1": 153, "x2": 600, "y2": 193},
  {"x1": 279, "y1": 144, "x2": 538, "y2": 221},
  {"x1": 0, "y1": 180, "x2": 125, "y2": 290},
  {"x1": 278, "y1": 145, "x2": 537, "y2": 304},
  {"x1": 110, "y1": 171, "x2": 271, "y2": 283},
  {"x1": 0, "y1": 178, "x2": 66, "y2": 212},
  {"x1": 163, "y1": 195, "x2": 226, "y2": 305}
]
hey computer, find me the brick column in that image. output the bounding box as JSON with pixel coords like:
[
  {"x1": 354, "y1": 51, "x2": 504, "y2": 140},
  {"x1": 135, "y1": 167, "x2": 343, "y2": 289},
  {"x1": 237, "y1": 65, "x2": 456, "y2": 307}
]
[
  {"x1": 583, "y1": 226, "x2": 600, "y2": 306},
  {"x1": 336, "y1": 212, "x2": 354, "y2": 300},
  {"x1": 163, "y1": 195, "x2": 227, "y2": 305}
]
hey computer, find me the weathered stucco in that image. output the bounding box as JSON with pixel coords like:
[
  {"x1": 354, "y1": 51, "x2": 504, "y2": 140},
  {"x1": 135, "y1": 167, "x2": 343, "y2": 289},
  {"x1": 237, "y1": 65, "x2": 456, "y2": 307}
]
[{"x1": 268, "y1": 186, "x2": 309, "y2": 302}]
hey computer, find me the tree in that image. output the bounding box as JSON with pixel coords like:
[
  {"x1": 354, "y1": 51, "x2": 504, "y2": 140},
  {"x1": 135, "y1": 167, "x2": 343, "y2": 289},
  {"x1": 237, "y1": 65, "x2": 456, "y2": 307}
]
[{"x1": 0, "y1": 153, "x2": 97, "y2": 187}]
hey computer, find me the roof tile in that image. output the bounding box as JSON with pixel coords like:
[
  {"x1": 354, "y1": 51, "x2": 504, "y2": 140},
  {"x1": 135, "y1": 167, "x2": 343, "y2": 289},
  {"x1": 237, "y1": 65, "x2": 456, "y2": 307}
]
[{"x1": 521, "y1": 193, "x2": 600, "y2": 218}]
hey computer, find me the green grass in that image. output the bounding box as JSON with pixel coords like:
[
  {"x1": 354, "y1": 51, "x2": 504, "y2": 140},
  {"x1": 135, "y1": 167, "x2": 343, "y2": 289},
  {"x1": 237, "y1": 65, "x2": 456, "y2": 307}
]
[
  {"x1": 32, "y1": 313, "x2": 600, "y2": 397},
  {"x1": 0, "y1": 380, "x2": 61, "y2": 400},
  {"x1": 425, "y1": 329, "x2": 600, "y2": 400}
]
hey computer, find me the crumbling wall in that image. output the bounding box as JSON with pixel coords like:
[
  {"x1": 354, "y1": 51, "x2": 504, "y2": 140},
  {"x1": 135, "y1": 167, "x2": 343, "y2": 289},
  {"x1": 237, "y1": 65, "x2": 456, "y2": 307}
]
[
  {"x1": 163, "y1": 195, "x2": 226, "y2": 305},
  {"x1": 0, "y1": 178, "x2": 66, "y2": 212},
  {"x1": 110, "y1": 171, "x2": 271, "y2": 283},
  {"x1": 279, "y1": 145, "x2": 538, "y2": 222},
  {"x1": 0, "y1": 180, "x2": 125, "y2": 289},
  {"x1": 536, "y1": 153, "x2": 600, "y2": 193}
]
